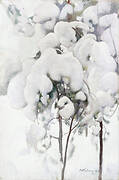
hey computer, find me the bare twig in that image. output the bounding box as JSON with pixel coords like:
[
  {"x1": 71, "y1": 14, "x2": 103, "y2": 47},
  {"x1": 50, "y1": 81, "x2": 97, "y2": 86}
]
[
  {"x1": 70, "y1": 108, "x2": 85, "y2": 132},
  {"x1": 103, "y1": 103, "x2": 118, "y2": 118},
  {"x1": 50, "y1": 135, "x2": 59, "y2": 140}
]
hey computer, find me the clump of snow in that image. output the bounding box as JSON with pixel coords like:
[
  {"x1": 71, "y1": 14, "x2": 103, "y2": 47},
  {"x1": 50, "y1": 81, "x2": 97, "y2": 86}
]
[
  {"x1": 82, "y1": 6, "x2": 98, "y2": 27},
  {"x1": 33, "y1": 2, "x2": 60, "y2": 30},
  {"x1": 24, "y1": 48, "x2": 83, "y2": 120},
  {"x1": 99, "y1": 72, "x2": 119, "y2": 94},
  {"x1": 54, "y1": 21, "x2": 77, "y2": 47},
  {"x1": 24, "y1": 74, "x2": 53, "y2": 120},
  {"x1": 57, "y1": 96, "x2": 75, "y2": 119},
  {"x1": 99, "y1": 13, "x2": 117, "y2": 28},
  {"x1": 15, "y1": 21, "x2": 35, "y2": 37},
  {"x1": 33, "y1": 2, "x2": 59, "y2": 23},
  {"x1": 73, "y1": 34, "x2": 96, "y2": 67},
  {"x1": 0, "y1": 50, "x2": 22, "y2": 95},
  {"x1": 100, "y1": 13, "x2": 119, "y2": 57},
  {"x1": 7, "y1": 58, "x2": 35, "y2": 108},
  {"x1": 90, "y1": 41, "x2": 116, "y2": 72},
  {"x1": 54, "y1": 21, "x2": 90, "y2": 47},
  {"x1": 75, "y1": 91, "x2": 86, "y2": 101},
  {"x1": 17, "y1": 23, "x2": 45, "y2": 59},
  {"x1": 38, "y1": 33, "x2": 60, "y2": 53},
  {"x1": 95, "y1": 91, "x2": 115, "y2": 110},
  {"x1": 91, "y1": 123, "x2": 101, "y2": 136}
]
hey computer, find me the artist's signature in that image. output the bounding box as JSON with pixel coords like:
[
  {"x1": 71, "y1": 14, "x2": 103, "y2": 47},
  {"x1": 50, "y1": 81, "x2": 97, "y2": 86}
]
[{"x1": 79, "y1": 168, "x2": 99, "y2": 174}]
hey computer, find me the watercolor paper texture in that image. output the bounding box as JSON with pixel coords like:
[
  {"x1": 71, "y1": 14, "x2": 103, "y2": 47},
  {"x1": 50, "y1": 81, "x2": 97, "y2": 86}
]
[{"x1": 0, "y1": 0, "x2": 119, "y2": 180}]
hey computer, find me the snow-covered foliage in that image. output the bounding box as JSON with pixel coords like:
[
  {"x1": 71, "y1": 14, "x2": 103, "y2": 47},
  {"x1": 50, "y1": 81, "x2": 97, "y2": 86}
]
[
  {"x1": 0, "y1": 0, "x2": 119, "y2": 179},
  {"x1": 57, "y1": 96, "x2": 75, "y2": 119}
]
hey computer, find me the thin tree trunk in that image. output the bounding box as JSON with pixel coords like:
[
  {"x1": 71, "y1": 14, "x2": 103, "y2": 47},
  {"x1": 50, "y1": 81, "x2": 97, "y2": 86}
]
[
  {"x1": 59, "y1": 115, "x2": 63, "y2": 162},
  {"x1": 61, "y1": 117, "x2": 74, "y2": 180},
  {"x1": 98, "y1": 121, "x2": 103, "y2": 180}
]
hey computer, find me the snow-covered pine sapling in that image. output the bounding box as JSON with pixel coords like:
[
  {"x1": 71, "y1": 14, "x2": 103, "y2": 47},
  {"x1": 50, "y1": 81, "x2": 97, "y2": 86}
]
[{"x1": 0, "y1": 0, "x2": 119, "y2": 180}]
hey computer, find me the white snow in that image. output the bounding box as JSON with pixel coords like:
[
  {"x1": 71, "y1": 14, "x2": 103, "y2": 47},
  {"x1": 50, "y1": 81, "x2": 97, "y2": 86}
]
[
  {"x1": 38, "y1": 33, "x2": 60, "y2": 52},
  {"x1": 7, "y1": 58, "x2": 35, "y2": 108},
  {"x1": 82, "y1": 6, "x2": 98, "y2": 27},
  {"x1": 100, "y1": 13, "x2": 119, "y2": 57},
  {"x1": 99, "y1": 72, "x2": 119, "y2": 94},
  {"x1": 0, "y1": 50, "x2": 22, "y2": 95},
  {"x1": 90, "y1": 41, "x2": 116, "y2": 72},
  {"x1": 54, "y1": 21, "x2": 90, "y2": 47},
  {"x1": 33, "y1": 2, "x2": 59, "y2": 30},
  {"x1": 57, "y1": 96, "x2": 75, "y2": 119},
  {"x1": 24, "y1": 49, "x2": 83, "y2": 119},
  {"x1": 73, "y1": 34, "x2": 96, "y2": 67},
  {"x1": 97, "y1": 0, "x2": 111, "y2": 15},
  {"x1": 33, "y1": 2, "x2": 60, "y2": 23},
  {"x1": 75, "y1": 91, "x2": 86, "y2": 101}
]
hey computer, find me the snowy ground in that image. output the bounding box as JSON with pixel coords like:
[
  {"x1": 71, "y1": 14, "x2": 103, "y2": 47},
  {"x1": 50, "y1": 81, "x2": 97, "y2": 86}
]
[{"x1": 0, "y1": 96, "x2": 119, "y2": 180}]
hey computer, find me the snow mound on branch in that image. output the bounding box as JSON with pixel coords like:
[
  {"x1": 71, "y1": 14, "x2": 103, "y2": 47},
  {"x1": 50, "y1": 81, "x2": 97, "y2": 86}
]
[
  {"x1": 87, "y1": 66, "x2": 104, "y2": 93},
  {"x1": 100, "y1": 13, "x2": 119, "y2": 57},
  {"x1": 73, "y1": 34, "x2": 96, "y2": 67},
  {"x1": 57, "y1": 96, "x2": 75, "y2": 119},
  {"x1": 33, "y1": 2, "x2": 60, "y2": 23},
  {"x1": 74, "y1": 35, "x2": 116, "y2": 71},
  {"x1": 38, "y1": 33, "x2": 60, "y2": 53},
  {"x1": 33, "y1": 2, "x2": 59, "y2": 30},
  {"x1": 24, "y1": 48, "x2": 83, "y2": 120},
  {"x1": 75, "y1": 91, "x2": 86, "y2": 101},
  {"x1": 101, "y1": 28, "x2": 116, "y2": 56},
  {"x1": 79, "y1": 90, "x2": 115, "y2": 127},
  {"x1": 82, "y1": 6, "x2": 98, "y2": 27},
  {"x1": 99, "y1": 13, "x2": 117, "y2": 28},
  {"x1": 54, "y1": 21, "x2": 90, "y2": 47},
  {"x1": 87, "y1": 67, "x2": 119, "y2": 97},
  {"x1": 91, "y1": 41, "x2": 116, "y2": 72},
  {"x1": 96, "y1": 91, "x2": 115, "y2": 109},
  {"x1": 82, "y1": 1, "x2": 111, "y2": 27},
  {"x1": 99, "y1": 72, "x2": 119, "y2": 94},
  {"x1": 7, "y1": 58, "x2": 35, "y2": 108},
  {"x1": 93, "y1": 90, "x2": 115, "y2": 113},
  {"x1": 0, "y1": 50, "x2": 22, "y2": 95},
  {"x1": 17, "y1": 24, "x2": 45, "y2": 59}
]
